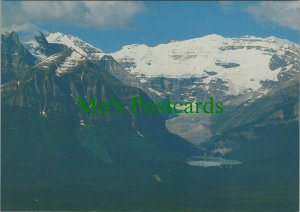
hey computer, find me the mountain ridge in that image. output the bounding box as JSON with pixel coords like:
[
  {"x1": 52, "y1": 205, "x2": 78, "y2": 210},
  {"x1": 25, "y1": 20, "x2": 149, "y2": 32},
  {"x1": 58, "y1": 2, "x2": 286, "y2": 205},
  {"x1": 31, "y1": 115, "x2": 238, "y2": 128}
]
[
  {"x1": 1, "y1": 30, "x2": 299, "y2": 211},
  {"x1": 11, "y1": 30, "x2": 300, "y2": 146}
]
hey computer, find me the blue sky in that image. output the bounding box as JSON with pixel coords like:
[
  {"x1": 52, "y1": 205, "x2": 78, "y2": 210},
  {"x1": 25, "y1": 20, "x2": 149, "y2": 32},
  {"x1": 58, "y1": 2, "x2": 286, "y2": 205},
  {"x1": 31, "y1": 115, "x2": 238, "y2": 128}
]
[{"x1": 3, "y1": 1, "x2": 300, "y2": 52}]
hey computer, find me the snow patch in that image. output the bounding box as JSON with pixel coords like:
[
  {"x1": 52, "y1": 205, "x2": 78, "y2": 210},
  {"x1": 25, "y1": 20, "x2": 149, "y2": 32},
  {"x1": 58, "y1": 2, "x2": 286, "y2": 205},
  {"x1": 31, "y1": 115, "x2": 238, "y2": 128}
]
[
  {"x1": 40, "y1": 110, "x2": 47, "y2": 117},
  {"x1": 80, "y1": 119, "x2": 85, "y2": 126},
  {"x1": 23, "y1": 40, "x2": 47, "y2": 60},
  {"x1": 147, "y1": 87, "x2": 163, "y2": 97},
  {"x1": 137, "y1": 131, "x2": 144, "y2": 137},
  {"x1": 56, "y1": 51, "x2": 85, "y2": 76}
]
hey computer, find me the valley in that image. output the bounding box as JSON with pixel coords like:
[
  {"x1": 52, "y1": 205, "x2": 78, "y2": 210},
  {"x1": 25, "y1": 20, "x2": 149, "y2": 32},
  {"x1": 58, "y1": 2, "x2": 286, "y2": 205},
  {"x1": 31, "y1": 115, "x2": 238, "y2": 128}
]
[{"x1": 1, "y1": 30, "x2": 299, "y2": 211}]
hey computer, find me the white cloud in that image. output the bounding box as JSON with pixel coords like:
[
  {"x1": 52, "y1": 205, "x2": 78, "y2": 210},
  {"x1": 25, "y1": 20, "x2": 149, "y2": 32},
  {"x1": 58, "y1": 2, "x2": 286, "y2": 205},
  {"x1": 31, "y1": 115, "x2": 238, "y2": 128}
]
[
  {"x1": 2, "y1": 1, "x2": 144, "y2": 32},
  {"x1": 247, "y1": 1, "x2": 300, "y2": 32},
  {"x1": 1, "y1": 23, "x2": 37, "y2": 33}
]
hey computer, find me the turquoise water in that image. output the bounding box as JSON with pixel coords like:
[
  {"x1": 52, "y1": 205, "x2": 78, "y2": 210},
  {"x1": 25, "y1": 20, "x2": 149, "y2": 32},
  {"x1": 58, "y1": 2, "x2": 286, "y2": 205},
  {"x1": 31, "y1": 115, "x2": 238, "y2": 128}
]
[{"x1": 186, "y1": 156, "x2": 242, "y2": 167}]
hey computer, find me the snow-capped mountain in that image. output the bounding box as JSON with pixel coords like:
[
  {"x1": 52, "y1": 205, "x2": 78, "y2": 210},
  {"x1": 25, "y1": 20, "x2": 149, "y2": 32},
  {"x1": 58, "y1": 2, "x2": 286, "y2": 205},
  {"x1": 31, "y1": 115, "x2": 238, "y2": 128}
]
[
  {"x1": 112, "y1": 34, "x2": 299, "y2": 96},
  {"x1": 25, "y1": 32, "x2": 300, "y2": 99},
  {"x1": 46, "y1": 32, "x2": 105, "y2": 61},
  {"x1": 25, "y1": 31, "x2": 106, "y2": 62},
  {"x1": 21, "y1": 31, "x2": 300, "y2": 145},
  {"x1": 44, "y1": 33, "x2": 160, "y2": 98},
  {"x1": 110, "y1": 34, "x2": 299, "y2": 145}
]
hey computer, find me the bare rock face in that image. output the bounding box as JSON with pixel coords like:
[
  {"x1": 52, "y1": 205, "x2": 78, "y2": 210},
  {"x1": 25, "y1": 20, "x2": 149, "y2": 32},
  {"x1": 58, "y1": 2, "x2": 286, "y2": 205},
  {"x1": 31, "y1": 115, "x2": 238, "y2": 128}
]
[{"x1": 1, "y1": 31, "x2": 36, "y2": 84}]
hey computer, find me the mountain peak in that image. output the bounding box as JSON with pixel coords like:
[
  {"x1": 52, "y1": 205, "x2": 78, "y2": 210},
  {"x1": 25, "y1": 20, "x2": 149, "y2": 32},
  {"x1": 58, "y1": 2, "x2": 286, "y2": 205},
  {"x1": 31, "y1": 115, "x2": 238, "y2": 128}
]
[
  {"x1": 100, "y1": 54, "x2": 116, "y2": 61},
  {"x1": 46, "y1": 32, "x2": 105, "y2": 61},
  {"x1": 1, "y1": 31, "x2": 19, "y2": 41},
  {"x1": 23, "y1": 31, "x2": 67, "y2": 59},
  {"x1": 34, "y1": 31, "x2": 48, "y2": 47},
  {"x1": 1, "y1": 31, "x2": 36, "y2": 84},
  {"x1": 2, "y1": 30, "x2": 16, "y2": 36},
  {"x1": 201, "y1": 34, "x2": 224, "y2": 40}
]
